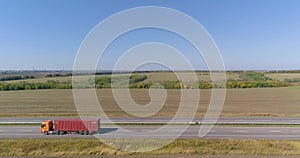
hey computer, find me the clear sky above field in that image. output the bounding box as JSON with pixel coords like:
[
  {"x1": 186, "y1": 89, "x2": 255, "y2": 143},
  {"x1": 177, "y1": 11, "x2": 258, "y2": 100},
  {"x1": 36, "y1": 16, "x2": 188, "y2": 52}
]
[{"x1": 0, "y1": 0, "x2": 300, "y2": 70}]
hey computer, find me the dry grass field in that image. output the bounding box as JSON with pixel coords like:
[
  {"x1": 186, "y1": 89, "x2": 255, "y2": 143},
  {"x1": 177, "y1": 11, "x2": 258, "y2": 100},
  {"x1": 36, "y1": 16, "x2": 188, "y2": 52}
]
[
  {"x1": 4, "y1": 76, "x2": 72, "y2": 83},
  {"x1": 2, "y1": 71, "x2": 241, "y2": 84},
  {"x1": 142, "y1": 72, "x2": 213, "y2": 82},
  {"x1": 0, "y1": 87, "x2": 300, "y2": 117},
  {"x1": 2, "y1": 71, "x2": 300, "y2": 84},
  {"x1": 1, "y1": 138, "x2": 300, "y2": 157},
  {"x1": 265, "y1": 73, "x2": 300, "y2": 81}
]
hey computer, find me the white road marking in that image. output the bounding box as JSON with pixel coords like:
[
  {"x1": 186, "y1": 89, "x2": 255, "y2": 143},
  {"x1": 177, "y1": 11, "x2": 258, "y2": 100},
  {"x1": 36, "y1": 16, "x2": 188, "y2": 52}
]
[
  {"x1": 258, "y1": 120, "x2": 271, "y2": 122},
  {"x1": 0, "y1": 134, "x2": 38, "y2": 136},
  {"x1": 234, "y1": 131, "x2": 249, "y2": 133},
  {"x1": 269, "y1": 131, "x2": 281, "y2": 133},
  {"x1": 20, "y1": 130, "x2": 33, "y2": 132},
  {"x1": 172, "y1": 130, "x2": 191, "y2": 132},
  {"x1": 134, "y1": 130, "x2": 152, "y2": 132},
  {"x1": 233, "y1": 120, "x2": 245, "y2": 122}
]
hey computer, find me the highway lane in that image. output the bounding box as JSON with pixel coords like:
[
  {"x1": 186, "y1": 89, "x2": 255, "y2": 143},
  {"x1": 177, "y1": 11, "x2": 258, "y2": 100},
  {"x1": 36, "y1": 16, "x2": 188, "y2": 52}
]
[
  {"x1": 1, "y1": 125, "x2": 300, "y2": 139},
  {"x1": 1, "y1": 117, "x2": 300, "y2": 124}
]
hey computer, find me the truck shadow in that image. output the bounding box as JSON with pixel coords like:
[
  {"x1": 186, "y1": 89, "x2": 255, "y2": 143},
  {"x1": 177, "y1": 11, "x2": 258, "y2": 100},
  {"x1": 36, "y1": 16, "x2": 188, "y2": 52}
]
[{"x1": 99, "y1": 128, "x2": 118, "y2": 134}]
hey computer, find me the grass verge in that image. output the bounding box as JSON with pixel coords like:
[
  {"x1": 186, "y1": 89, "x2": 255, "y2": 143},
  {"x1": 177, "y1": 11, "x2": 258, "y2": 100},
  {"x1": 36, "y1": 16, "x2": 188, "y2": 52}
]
[{"x1": 1, "y1": 138, "x2": 300, "y2": 157}]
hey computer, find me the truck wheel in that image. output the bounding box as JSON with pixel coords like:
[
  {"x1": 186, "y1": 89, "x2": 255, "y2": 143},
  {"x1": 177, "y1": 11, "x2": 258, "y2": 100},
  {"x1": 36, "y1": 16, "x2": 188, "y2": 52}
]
[{"x1": 43, "y1": 131, "x2": 49, "y2": 135}]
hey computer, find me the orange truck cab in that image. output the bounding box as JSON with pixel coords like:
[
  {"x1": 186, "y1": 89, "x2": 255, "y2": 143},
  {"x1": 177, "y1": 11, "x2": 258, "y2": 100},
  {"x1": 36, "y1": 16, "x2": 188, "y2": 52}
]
[{"x1": 40, "y1": 120, "x2": 53, "y2": 135}]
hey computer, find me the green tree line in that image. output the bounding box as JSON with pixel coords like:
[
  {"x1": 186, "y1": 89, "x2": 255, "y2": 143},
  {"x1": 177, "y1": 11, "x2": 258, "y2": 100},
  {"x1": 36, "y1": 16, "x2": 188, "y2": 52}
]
[
  {"x1": 0, "y1": 73, "x2": 288, "y2": 91},
  {"x1": 0, "y1": 80, "x2": 72, "y2": 91},
  {"x1": 0, "y1": 75, "x2": 35, "y2": 81}
]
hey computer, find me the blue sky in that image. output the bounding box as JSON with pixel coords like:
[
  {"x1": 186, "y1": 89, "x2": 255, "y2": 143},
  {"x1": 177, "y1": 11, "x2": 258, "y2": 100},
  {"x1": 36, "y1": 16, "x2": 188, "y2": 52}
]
[{"x1": 0, "y1": 0, "x2": 300, "y2": 70}]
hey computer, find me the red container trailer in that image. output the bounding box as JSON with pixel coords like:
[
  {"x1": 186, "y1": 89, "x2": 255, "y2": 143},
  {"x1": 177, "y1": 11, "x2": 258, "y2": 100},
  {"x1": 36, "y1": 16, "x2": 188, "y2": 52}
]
[{"x1": 40, "y1": 118, "x2": 100, "y2": 135}]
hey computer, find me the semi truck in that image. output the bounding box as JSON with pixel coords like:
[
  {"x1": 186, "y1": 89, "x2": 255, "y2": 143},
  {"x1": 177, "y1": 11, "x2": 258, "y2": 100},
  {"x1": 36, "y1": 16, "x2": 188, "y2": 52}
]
[{"x1": 40, "y1": 118, "x2": 100, "y2": 135}]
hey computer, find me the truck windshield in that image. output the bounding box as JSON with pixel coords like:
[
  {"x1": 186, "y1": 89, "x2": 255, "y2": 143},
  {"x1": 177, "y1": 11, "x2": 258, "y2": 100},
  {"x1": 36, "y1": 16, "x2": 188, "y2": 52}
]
[{"x1": 41, "y1": 124, "x2": 45, "y2": 128}]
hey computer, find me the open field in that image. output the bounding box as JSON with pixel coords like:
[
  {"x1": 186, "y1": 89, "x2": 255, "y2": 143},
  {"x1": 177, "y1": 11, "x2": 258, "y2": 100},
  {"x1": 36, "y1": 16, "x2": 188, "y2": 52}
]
[
  {"x1": 0, "y1": 71, "x2": 70, "y2": 79},
  {"x1": 2, "y1": 72, "x2": 217, "y2": 83},
  {"x1": 4, "y1": 76, "x2": 73, "y2": 83},
  {"x1": 0, "y1": 87, "x2": 300, "y2": 117},
  {"x1": 0, "y1": 138, "x2": 300, "y2": 157},
  {"x1": 265, "y1": 73, "x2": 300, "y2": 81},
  {"x1": 1, "y1": 71, "x2": 254, "y2": 84},
  {"x1": 2, "y1": 71, "x2": 300, "y2": 83},
  {"x1": 1, "y1": 71, "x2": 297, "y2": 91},
  {"x1": 142, "y1": 72, "x2": 229, "y2": 82}
]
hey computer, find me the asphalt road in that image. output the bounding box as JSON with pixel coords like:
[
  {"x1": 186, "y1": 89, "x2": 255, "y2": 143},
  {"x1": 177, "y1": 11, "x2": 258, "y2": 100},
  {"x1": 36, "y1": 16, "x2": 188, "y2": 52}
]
[
  {"x1": 1, "y1": 117, "x2": 300, "y2": 124},
  {"x1": 1, "y1": 117, "x2": 300, "y2": 139},
  {"x1": 1, "y1": 125, "x2": 300, "y2": 139}
]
